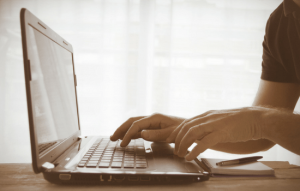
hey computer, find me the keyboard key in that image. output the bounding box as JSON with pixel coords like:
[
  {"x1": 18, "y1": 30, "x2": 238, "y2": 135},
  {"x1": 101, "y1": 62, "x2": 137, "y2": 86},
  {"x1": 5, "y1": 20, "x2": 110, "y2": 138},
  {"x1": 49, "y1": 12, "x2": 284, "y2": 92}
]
[
  {"x1": 87, "y1": 161, "x2": 98, "y2": 164},
  {"x1": 125, "y1": 154, "x2": 134, "y2": 157},
  {"x1": 123, "y1": 163, "x2": 134, "y2": 168},
  {"x1": 124, "y1": 156, "x2": 135, "y2": 159},
  {"x1": 98, "y1": 162, "x2": 110, "y2": 168},
  {"x1": 90, "y1": 156, "x2": 101, "y2": 159},
  {"x1": 111, "y1": 162, "x2": 122, "y2": 168},
  {"x1": 136, "y1": 164, "x2": 147, "y2": 168},
  {"x1": 102, "y1": 156, "x2": 112, "y2": 160},
  {"x1": 136, "y1": 160, "x2": 147, "y2": 164},
  {"x1": 124, "y1": 158, "x2": 134, "y2": 161},
  {"x1": 113, "y1": 156, "x2": 123, "y2": 159},
  {"x1": 86, "y1": 163, "x2": 98, "y2": 168},
  {"x1": 100, "y1": 159, "x2": 111, "y2": 163},
  {"x1": 124, "y1": 160, "x2": 134, "y2": 164},
  {"x1": 136, "y1": 156, "x2": 146, "y2": 160},
  {"x1": 86, "y1": 165, "x2": 97, "y2": 168},
  {"x1": 103, "y1": 155, "x2": 113, "y2": 158},
  {"x1": 125, "y1": 154, "x2": 135, "y2": 157},
  {"x1": 112, "y1": 158, "x2": 123, "y2": 162},
  {"x1": 89, "y1": 158, "x2": 100, "y2": 161},
  {"x1": 78, "y1": 163, "x2": 86, "y2": 167}
]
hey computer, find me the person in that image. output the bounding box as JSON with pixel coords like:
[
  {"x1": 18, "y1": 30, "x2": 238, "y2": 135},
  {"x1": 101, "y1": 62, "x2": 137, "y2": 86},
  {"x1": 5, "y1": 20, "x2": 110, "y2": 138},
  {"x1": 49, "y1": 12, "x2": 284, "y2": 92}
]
[{"x1": 110, "y1": 0, "x2": 300, "y2": 161}]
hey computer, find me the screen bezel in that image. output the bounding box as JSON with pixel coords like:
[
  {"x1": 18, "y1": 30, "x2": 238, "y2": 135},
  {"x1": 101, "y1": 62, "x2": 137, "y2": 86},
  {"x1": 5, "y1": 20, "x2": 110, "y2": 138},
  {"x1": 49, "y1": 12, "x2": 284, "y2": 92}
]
[{"x1": 20, "y1": 8, "x2": 81, "y2": 174}]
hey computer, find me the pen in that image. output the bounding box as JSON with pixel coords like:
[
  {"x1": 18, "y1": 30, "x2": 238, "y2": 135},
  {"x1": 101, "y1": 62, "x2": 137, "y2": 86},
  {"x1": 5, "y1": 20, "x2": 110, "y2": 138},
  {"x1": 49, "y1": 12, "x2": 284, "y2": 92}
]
[{"x1": 216, "y1": 156, "x2": 263, "y2": 166}]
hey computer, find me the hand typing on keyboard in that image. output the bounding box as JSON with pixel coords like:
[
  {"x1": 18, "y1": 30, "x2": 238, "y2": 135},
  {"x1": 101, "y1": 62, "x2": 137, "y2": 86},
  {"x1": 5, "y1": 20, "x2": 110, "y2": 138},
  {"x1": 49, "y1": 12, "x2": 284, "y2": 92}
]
[{"x1": 110, "y1": 113, "x2": 185, "y2": 147}]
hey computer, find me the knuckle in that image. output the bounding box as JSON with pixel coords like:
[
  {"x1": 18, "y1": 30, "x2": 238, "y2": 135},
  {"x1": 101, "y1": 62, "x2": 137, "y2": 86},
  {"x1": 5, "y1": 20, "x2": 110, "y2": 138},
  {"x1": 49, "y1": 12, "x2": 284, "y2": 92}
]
[
  {"x1": 187, "y1": 127, "x2": 198, "y2": 137},
  {"x1": 151, "y1": 112, "x2": 163, "y2": 118},
  {"x1": 182, "y1": 119, "x2": 190, "y2": 126},
  {"x1": 128, "y1": 116, "x2": 139, "y2": 123},
  {"x1": 182, "y1": 123, "x2": 191, "y2": 132},
  {"x1": 131, "y1": 121, "x2": 139, "y2": 129},
  {"x1": 207, "y1": 110, "x2": 216, "y2": 114}
]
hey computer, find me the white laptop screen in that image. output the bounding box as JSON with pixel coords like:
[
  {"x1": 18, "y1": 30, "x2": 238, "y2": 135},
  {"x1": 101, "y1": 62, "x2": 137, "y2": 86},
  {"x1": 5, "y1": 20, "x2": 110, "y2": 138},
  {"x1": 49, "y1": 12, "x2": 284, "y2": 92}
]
[{"x1": 27, "y1": 25, "x2": 79, "y2": 154}]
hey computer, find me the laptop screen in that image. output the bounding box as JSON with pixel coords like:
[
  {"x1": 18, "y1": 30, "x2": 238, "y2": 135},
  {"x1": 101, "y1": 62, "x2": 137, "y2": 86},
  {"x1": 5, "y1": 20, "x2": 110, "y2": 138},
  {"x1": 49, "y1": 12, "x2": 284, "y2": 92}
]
[{"x1": 27, "y1": 25, "x2": 79, "y2": 155}]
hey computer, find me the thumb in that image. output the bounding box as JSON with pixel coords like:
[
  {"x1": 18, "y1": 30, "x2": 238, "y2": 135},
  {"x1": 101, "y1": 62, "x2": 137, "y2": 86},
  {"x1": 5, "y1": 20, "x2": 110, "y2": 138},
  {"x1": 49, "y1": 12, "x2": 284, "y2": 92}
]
[{"x1": 141, "y1": 128, "x2": 173, "y2": 142}]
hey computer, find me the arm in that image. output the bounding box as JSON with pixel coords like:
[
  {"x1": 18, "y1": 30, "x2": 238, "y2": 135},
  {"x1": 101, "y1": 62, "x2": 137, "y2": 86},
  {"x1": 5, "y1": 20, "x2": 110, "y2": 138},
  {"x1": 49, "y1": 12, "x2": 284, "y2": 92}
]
[
  {"x1": 209, "y1": 80, "x2": 300, "y2": 154},
  {"x1": 262, "y1": 108, "x2": 300, "y2": 155}
]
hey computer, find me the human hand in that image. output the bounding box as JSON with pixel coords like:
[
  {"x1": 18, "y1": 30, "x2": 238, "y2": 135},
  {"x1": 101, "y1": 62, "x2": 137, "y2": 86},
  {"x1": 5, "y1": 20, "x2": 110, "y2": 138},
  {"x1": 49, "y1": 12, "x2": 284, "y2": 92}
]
[
  {"x1": 166, "y1": 107, "x2": 269, "y2": 161},
  {"x1": 110, "y1": 113, "x2": 185, "y2": 147}
]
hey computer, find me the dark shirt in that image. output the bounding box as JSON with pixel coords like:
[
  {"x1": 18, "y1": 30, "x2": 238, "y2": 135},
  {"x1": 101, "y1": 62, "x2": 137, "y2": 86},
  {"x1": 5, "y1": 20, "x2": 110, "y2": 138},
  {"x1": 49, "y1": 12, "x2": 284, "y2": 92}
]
[{"x1": 261, "y1": 0, "x2": 300, "y2": 84}]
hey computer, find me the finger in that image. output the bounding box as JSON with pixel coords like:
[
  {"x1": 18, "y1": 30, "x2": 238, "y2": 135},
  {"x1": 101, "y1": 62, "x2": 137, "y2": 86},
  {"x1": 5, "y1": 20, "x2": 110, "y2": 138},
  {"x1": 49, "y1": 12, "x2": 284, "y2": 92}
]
[
  {"x1": 120, "y1": 114, "x2": 167, "y2": 146},
  {"x1": 141, "y1": 127, "x2": 175, "y2": 142},
  {"x1": 174, "y1": 117, "x2": 209, "y2": 154},
  {"x1": 166, "y1": 111, "x2": 213, "y2": 143},
  {"x1": 110, "y1": 116, "x2": 145, "y2": 141},
  {"x1": 177, "y1": 124, "x2": 210, "y2": 157},
  {"x1": 131, "y1": 132, "x2": 142, "y2": 139},
  {"x1": 166, "y1": 120, "x2": 187, "y2": 143},
  {"x1": 118, "y1": 131, "x2": 143, "y2": 140},
  {"x1": 185, "y1": 132, "x2": 221, "y2": 161},
  {"x1": 174, "y1": 112, "x2": 230, "y2": 154}
]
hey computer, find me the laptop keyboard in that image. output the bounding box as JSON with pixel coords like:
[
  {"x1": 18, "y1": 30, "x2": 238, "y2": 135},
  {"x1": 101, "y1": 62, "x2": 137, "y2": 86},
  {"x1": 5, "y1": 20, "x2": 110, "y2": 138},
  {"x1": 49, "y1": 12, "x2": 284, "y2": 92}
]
[{"x1": 77, "y1": 138, "x2": 147, "y2": 169}]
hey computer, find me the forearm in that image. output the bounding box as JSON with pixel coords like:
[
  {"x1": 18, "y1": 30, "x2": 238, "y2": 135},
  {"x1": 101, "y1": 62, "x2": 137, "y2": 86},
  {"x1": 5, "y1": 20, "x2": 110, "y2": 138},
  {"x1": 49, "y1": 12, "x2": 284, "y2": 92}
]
[
  {"x1": 210, "y1": 139, "x2": 275, "y2": 154},
  {"x1": 210, "y1": 80, "x2": 300, "y2": 154},
  {"x1": 262, "y1": 109, "x2": 300, "y2": 155}
]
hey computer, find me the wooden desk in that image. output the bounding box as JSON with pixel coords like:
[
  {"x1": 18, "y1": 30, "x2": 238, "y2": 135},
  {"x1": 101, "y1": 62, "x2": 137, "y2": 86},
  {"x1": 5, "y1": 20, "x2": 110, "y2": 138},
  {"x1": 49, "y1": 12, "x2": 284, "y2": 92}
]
[{"x1": 1, "y1": 163, "x2": 300, "y2": 191}]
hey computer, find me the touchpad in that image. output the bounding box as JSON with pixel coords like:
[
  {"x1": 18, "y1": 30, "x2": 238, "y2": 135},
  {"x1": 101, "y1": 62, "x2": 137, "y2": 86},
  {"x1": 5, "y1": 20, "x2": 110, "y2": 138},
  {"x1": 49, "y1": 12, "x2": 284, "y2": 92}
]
[
  {"x1": 150, "y1": 142, "x2": 203, "y2": 173},
  {"x1": 150, "y1": 142, "x2": 174, "y2": 155}
]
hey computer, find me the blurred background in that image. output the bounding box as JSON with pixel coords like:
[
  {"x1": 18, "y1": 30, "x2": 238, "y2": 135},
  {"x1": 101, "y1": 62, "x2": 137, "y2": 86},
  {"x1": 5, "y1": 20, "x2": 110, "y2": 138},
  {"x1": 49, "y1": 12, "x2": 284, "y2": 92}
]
[{"x1": 1, "y1": 0, "x2": 300, "y2": 165}]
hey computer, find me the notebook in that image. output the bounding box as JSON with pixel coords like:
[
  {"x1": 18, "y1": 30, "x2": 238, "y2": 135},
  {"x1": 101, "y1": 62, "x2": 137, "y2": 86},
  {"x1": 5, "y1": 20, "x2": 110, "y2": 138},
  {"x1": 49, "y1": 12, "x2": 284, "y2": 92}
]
[
  {"x1": 20, "y1": 8, "x2": 210, "y2": 184},
  {"x1": 197, "y1": 157, "x2": 274, "y2": 176}
]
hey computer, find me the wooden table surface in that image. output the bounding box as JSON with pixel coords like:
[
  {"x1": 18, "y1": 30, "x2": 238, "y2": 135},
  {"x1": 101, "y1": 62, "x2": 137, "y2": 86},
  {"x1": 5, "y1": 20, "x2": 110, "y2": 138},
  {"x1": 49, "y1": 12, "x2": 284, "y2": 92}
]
[{"x1": 1, "y1": 163, "x2": 300, "y2": 191}]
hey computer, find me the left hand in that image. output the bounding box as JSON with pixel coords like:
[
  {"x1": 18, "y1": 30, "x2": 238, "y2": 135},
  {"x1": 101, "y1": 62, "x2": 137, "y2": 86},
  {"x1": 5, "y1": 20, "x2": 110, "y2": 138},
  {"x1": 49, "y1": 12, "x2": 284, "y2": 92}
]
[{"x1": 166, "y1": 107, "x2": 270, "y2": 161}]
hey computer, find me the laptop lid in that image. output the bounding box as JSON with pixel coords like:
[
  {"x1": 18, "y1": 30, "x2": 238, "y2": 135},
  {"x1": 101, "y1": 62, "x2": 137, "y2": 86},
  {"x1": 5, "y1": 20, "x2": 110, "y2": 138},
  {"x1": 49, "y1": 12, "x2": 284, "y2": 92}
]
[{"x1": 20, "y1": 8, "x2": 81, "y2": 173}]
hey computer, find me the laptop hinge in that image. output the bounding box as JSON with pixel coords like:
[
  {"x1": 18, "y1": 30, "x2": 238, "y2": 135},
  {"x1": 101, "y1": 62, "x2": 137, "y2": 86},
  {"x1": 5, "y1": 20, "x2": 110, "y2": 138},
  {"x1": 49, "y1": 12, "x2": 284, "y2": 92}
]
[{"x1": 41, "y1": 162, "x2": 55, "y2": 171}]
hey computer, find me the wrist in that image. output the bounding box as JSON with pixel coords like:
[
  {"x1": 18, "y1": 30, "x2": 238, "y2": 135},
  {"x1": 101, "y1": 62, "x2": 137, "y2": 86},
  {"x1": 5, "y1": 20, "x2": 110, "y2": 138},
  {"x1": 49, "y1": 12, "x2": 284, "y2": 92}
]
[{"x1": 260, "y1": 107, "x2": 293, "y2": 140}]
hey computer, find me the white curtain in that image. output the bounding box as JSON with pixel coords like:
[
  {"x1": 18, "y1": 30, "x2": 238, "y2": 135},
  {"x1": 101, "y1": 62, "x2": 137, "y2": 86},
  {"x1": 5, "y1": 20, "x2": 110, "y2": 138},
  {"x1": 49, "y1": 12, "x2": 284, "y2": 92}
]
[{"x1": 1, "y1": 0, "x2": 299, "y2": 165}]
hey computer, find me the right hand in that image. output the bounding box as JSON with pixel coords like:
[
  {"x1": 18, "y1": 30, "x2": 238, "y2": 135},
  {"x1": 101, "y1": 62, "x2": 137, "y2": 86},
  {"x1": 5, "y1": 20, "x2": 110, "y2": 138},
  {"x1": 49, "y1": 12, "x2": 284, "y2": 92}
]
[{"x1": 110, "y1": 113, "x2": 185, "y2": 147}]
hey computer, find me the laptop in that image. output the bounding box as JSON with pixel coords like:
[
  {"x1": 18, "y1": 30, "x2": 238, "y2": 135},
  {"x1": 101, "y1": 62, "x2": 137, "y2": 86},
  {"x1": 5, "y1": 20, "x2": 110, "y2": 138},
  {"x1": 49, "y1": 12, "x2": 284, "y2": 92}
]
[{"x1": 20, "y1": 8, "x2": 210, "y2": 184}]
